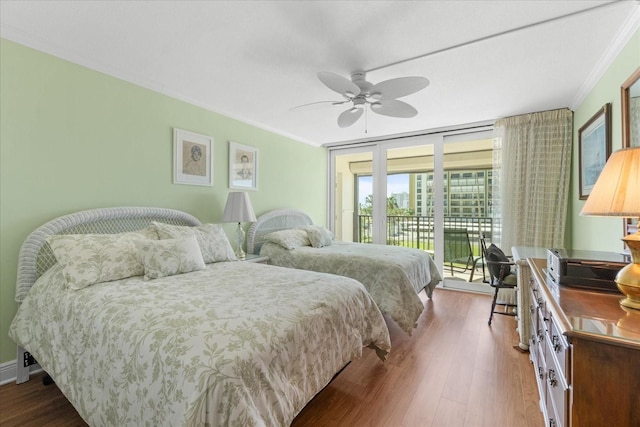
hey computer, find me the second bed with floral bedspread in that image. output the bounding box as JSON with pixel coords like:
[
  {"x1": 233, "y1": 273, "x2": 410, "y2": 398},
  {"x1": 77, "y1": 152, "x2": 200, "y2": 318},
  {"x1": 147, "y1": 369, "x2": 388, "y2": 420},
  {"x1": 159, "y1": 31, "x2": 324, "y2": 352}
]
[{"x1": 260, "y1": 240, "x2": 441, "y2": 334}]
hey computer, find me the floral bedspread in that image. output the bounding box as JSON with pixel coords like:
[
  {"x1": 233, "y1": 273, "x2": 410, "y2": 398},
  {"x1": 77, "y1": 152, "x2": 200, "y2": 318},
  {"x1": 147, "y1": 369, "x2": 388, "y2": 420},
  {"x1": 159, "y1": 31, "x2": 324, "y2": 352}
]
[
  {"x1": 260, "y1": 241, "x2": 442, "y2": 334},
  {"x1": 9, "y1": 262, "x2": 390, "y2": 427}
]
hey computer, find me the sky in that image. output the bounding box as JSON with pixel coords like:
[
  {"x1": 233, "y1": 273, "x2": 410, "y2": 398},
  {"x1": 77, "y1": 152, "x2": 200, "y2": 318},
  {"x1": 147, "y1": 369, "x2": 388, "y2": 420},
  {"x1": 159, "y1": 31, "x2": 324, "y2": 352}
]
[{"x1": 358, "y1": 174, "x2": 409, "y2": 205}]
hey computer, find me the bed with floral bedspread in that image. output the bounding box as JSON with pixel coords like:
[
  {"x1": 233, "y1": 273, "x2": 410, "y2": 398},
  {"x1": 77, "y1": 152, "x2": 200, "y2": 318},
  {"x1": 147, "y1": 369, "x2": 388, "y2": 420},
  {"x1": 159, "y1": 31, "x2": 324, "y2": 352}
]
[
  {"x1": 9, "y1": 207, "x2": 390, "y2": 427},
  {"x1": 247, "y1": 209, "x2": 442, "y2": 335}
]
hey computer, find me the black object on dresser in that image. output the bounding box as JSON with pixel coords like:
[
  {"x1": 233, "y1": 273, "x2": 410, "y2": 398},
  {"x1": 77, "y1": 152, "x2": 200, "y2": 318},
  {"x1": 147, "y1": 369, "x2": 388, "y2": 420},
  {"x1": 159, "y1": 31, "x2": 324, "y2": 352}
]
[{"x1": 546, "y1": 248, "x2": 629, "y2": 293}]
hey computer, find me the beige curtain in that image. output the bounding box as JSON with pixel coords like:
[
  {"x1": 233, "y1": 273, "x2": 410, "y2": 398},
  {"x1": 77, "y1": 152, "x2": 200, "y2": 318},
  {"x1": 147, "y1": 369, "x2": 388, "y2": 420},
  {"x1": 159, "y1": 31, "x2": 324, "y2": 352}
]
[{"x1": 492, "y1": 109, "x2": 573, "y2": 251}]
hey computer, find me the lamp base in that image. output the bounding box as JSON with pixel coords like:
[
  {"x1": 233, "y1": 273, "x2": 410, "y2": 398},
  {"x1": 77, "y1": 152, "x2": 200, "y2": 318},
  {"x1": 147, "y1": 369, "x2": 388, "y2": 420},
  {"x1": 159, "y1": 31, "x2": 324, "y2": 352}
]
[
  {"x1": 235, "y1": 222, "x2": 246, "y2": 260},
  {"x1": 616, "y1": 231, "x2": 640, "y2": 310},
  {"x1": 616, "y1": 306, "x2": 640, "y2": 337}
]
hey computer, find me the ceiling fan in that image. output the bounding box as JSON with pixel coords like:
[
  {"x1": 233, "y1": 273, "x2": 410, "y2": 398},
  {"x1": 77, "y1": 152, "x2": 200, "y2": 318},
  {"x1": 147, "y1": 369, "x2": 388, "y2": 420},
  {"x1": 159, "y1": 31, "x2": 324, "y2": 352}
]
[{"x1": 292, "y1": 70, "x2": 429, "y2": 128}]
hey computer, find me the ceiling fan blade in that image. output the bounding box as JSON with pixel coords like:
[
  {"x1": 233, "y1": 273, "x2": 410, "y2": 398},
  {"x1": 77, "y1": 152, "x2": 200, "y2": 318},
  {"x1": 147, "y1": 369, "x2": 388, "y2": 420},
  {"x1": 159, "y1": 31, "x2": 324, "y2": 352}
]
[
  {"x1": 370, "y1": 99, "x2": 418, "y2": 118},
  {"x1": 318, "y1": 71, "x2": 361, "y2": 98},
  {"x1": 289, "y1": 100, "x2": 349, "y2": 111},
  {"x1": 370, "y1": 76, "x2": 429, "y2": 99},
  {"x1": 337, "y1": 107, "x2": 364, "y2": 128}
]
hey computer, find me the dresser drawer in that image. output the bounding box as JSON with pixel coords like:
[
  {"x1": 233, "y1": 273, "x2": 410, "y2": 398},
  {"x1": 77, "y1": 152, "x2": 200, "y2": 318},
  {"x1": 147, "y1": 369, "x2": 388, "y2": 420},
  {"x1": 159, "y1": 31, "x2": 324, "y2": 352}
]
[
  {"x1": 536, "y1": 306, "x2": 547, "y2": 353},
  {"x1": 547, "y1": 314, "x2": 570, "y2": 384},
  {"x1": 529, "y1": 294, "x2": 539, "y2": 347},
  {"x1": 544, "y1": 332, "x2": 569, "y2": 388},
  {"x1": 530, "y1": 343, "x2": 548, "y2": 421},
  {"x1": 530, "y1": 276, "x2": 542, "y2": 305},
  {"x1": 535, "y1": 341, "x2": 547, "y2": 393},
  {"x1": 544, "y1": 317, "x2": 569, "y2": 427},
  {"x1": 545, "y1": 369, "x2": 568, "y2": 427}
]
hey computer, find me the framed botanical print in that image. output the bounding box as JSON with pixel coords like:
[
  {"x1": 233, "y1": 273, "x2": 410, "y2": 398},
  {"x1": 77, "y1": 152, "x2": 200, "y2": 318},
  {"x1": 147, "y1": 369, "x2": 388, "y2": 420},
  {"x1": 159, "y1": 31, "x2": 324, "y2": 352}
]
[
  {"x1": 578, "y1": 103, "x2": 611, "y2": 200},
  {"x1": 173, "y1": 128, "x2": 213, "y2": 186},
  {"x1": 229, "y1": 141, "x2": 258, "y2": 190}
]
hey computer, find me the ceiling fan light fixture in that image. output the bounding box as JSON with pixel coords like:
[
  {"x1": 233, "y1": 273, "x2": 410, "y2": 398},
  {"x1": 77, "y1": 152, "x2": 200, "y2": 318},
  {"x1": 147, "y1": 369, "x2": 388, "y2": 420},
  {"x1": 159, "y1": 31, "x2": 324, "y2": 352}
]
[
  {"x1": 351, "y1": 97, "x2": 366, "y2": 110},
  {"x1": 309, "y1": 70, "x2": 429, "y2": 129}
]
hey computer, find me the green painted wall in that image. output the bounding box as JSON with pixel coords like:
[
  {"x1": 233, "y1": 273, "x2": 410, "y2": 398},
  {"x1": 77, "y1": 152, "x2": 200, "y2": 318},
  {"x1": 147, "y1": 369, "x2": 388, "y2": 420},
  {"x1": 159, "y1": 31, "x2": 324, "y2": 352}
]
[
  {"x1": 0, "y1": 39, "x2": 327, "y2": 364},
  {"x1": 570, "y1": 29, "x2": 639, "y2": 251}
]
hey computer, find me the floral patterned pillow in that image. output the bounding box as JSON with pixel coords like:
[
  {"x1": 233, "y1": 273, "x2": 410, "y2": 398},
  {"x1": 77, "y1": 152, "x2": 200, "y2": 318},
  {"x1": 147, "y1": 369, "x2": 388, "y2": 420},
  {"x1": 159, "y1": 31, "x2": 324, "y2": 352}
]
[
  {"x1": 262, "y1": 229, "x2": 310, "y2": 250},
  {"x1": 300, "y1": 225, "x2": 334, "y2": 248},
  {"x1": 134, "y1": 235, "x2": 206, "y2": 280},
  {"x1": 47, "y1": 228, "x2": 157, "y2": 290},
  {"x1": 151, "y1": 222, "x2": 237, "y2": 263}
]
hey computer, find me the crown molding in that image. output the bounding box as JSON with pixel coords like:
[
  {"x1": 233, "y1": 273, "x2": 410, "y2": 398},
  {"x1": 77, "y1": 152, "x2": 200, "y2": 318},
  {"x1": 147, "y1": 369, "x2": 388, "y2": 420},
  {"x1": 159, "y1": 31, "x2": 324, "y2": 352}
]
[{"x1": 570, "y1": 4, "x2": 640, "y2": 110}]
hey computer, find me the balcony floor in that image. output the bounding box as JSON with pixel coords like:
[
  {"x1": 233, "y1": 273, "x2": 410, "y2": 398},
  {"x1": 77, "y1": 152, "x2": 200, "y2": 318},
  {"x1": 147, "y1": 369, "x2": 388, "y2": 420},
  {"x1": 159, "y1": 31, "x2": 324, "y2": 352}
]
[{"x1": 443, "y1": 263, "x2": 491, "y2": 284}]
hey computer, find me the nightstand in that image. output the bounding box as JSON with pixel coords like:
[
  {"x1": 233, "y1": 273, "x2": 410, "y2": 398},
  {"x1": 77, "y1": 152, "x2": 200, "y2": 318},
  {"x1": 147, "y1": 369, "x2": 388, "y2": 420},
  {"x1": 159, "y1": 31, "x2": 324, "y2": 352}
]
[{"x1": 242, "y1": 254, "x2": 269, "y2": 264}]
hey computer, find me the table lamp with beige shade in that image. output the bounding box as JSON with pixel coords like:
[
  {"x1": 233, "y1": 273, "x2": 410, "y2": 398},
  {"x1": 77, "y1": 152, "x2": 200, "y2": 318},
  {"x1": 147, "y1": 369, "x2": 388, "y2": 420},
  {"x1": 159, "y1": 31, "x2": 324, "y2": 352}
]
[
  {"x1": 580, "y1": 146, "x2": 640, "y2": 309},
  {"x1": 222, "y1": 192, "x2": 256, "y2": 260}
]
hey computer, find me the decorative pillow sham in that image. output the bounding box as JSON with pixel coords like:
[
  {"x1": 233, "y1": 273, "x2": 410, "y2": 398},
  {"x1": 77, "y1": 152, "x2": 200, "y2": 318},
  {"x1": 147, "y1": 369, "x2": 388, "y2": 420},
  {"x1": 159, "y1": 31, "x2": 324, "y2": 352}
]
[
  {"x1": 151, "y1": 222, "x2": 237, "y2": 263},
  {"x1": 47, "y1": 228, "x2": 157, "y2": 290},
  {"x1": 135, "y1": 235, "x2": 206, "y2": 280},
  {"x1": 300, "y1": 225, "x2": 334, "y2": 248},
  {"x1": 262, "y1": 228, "x2": 310, "y2": 250}
]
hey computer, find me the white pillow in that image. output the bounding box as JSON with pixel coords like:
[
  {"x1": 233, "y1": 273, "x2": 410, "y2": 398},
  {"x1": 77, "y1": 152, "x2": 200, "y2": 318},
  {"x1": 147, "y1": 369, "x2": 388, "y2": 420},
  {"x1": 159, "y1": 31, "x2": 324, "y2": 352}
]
[
  {"x1": 47, "y1": 228, "x2": 157, "y2": 290},
  {"x1": 262, "y1": 229, "x2": 310, "y2": 250},
  {"x1": 135, "y1": 235, "x2": 206, "y2": 280},
  {"x1": 300, "y1": 225, "x2": 334, "y2": 248},
  {"x1": 151, "y1": 222, "x2": 237, "y2": 263}
]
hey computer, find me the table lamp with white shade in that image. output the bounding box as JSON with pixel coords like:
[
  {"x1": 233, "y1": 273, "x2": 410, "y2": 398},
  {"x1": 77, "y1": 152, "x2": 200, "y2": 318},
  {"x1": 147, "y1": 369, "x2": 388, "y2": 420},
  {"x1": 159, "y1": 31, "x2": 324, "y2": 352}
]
[
  {"x1": 580, "y1": 146, "x2": 640, "y2": 309},
  {"x1": 222, "y1": 192, "x2": 256, "y2": 260}
]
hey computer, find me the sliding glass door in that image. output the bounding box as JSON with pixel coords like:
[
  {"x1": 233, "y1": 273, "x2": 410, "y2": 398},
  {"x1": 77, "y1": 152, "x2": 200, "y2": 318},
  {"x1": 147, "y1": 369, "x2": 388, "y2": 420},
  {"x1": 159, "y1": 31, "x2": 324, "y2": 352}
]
[
  {"x1": 331, "y1": 146, "x2": 375, "y2": 243},
  {"x1": 328, "y1": 128, "x2": 494, "y2": 293},
  {"x1": 440, "y1": 135, "x2": 494, "y2": 292}
]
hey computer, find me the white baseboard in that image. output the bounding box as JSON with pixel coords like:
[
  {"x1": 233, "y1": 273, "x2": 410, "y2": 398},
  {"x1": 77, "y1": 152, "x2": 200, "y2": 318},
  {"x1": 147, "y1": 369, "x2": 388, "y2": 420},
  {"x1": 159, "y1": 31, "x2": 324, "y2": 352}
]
[{"x1": 0, "y1": 359, "x2": 42, "y2": 386}]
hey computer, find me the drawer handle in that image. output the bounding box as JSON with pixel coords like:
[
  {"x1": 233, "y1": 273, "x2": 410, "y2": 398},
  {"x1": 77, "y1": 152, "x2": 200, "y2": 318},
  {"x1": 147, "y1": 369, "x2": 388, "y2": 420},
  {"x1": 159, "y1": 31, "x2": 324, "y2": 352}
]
[
  {"x1": 537, "y1": 297, "x2": 544, "y2": 305},
  {"x1": 550, "y1": 419, "x2": 557, "y2": 427},
  {"x1": 538, "y1": 366, "x2": 544, "y2": 380},
  {"x1": 548, "y1": 369, "x2": 557, "y2": 387},
  {"x1": 552, "y1": 335, "x2": 562, "y2": 353}
]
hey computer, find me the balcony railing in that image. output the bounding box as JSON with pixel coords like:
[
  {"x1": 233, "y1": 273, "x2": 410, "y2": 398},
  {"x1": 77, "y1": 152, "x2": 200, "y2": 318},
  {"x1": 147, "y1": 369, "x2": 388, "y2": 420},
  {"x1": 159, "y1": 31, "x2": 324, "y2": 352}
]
[{"x1": 357, "y1": 214, "x2": 494, "y2": 255}]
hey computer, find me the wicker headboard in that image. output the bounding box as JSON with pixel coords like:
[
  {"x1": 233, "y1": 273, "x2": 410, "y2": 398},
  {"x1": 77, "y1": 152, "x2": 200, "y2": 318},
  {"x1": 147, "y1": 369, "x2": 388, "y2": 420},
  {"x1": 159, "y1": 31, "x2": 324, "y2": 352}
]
[
  {"x1": 246, "y1": 209, "x2": 313, "y2": 255},
  {"x1": 15, "y1": 207, "x2": 201, "y2": 302}
]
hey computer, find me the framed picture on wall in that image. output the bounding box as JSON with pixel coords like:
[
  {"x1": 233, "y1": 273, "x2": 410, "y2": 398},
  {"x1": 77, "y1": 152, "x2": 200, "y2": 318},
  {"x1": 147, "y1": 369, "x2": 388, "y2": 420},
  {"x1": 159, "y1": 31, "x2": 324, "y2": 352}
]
[
  {"x1": 621, "y1": 67, "x2": 640, "y2": 248},
  {"x1": 229, "y1": 141, "x2": 258, "y2": 190},
  {"x1": 621, "y1": 66, "x2": 640, "y2": 148},
  {"x1": 578, "y1": 103, "x2": 611, "y2": 200},
  {"x1": 173, "y1": 128, "x2": 213, "y2": 186}
]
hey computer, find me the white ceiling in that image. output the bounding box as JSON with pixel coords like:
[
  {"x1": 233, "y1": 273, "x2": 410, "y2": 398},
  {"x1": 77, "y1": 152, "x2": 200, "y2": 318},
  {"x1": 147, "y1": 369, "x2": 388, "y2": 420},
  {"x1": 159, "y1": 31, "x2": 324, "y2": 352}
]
[{"x1": 1, "y1": 1, "x2": 639, "y2": 147}]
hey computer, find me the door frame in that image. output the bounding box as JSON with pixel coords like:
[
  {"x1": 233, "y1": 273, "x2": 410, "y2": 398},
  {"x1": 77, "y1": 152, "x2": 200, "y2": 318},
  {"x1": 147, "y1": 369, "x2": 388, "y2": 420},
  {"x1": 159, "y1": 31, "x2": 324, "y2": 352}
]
[{"x1": 327, "y1": 125, "x2": 494, "y2": 293}]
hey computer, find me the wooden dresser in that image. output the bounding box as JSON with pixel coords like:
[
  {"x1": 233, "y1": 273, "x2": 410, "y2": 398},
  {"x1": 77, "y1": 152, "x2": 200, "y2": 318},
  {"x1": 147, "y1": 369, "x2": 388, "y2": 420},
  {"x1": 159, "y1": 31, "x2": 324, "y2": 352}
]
[{"x1": 527, "y1": 258, "x2": 640, "y2": 427}]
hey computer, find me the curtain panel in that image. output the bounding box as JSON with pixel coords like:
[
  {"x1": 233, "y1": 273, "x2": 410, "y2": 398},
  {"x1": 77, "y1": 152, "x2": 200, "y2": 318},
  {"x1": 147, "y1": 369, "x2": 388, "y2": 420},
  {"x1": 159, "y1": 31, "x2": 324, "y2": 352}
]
[{"x1": 492, "y1": 109, "x2": 573, "y2": 251}]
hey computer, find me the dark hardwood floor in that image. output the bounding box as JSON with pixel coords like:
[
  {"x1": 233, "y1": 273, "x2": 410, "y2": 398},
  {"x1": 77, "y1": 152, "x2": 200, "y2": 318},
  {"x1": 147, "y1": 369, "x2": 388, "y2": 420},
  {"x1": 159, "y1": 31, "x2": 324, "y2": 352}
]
[{"x1": 0, "y1": 288, "x2": 543, "y2": 427}]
